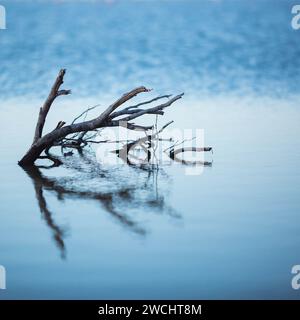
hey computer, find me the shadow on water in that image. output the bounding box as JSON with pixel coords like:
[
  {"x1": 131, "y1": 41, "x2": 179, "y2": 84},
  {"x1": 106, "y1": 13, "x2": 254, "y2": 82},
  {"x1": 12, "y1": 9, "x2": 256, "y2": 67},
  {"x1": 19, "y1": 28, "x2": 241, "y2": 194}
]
[{"x1": 22, "y1": 151, "x2": 181, "y2": 259}]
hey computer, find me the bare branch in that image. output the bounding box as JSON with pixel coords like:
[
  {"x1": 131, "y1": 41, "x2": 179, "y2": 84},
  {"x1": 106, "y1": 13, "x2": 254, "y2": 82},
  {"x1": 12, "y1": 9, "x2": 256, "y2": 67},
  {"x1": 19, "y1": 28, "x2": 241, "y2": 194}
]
[
  {"x1": 118, "y1": 93, "x2": 184, "y2": 123},
  {"x1": 71, "y1": 105, "x2": 101, "y2": 125},
  {"x1": 158, "y1": 120, "x2": 174, "y2": 134},
  {"x1": 126, "y1": 123, "x2": 154, "y2": 131},
  {"x1": 168, "y1": 147, "x2": 213, "y2": 166},
  {"x1": 122, "y1": 94, "x2": 172, "y2": 110},
  {"x1": 33, "y1": 69, "x2": 71, "y2": 144},
  {"x1": 115, "y1": 121, "x2": 175, "y2": 164},
  {"x1": 96, "y1": 86, "x2": 151, "y2": 123},
  {"x1": 108, "y1": 121, "x2": 154, "y2": 131},
  {"x1": 18, "y1": 70, "x2": 183, "y2": 166},
  {"x1": 110, "y1": 108, "x2": 164, "y2": 119}
]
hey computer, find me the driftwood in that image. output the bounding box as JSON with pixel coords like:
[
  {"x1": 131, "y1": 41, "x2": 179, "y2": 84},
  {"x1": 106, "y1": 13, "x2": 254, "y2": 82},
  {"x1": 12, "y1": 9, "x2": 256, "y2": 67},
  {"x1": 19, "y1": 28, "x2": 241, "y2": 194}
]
[
  {"x1": 169, "y1": 147, "x2": 212, "y2": 166},
  {"x1": 18, "y1": 69, "x2": 184, "y2": 166}
]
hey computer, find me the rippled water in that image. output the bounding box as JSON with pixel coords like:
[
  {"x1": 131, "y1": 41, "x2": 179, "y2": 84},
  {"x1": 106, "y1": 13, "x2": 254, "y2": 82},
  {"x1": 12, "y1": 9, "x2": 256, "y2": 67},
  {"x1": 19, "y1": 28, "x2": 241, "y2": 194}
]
[
  {"x1": 1, "y1": 0, "x2": 300, "y2": 99},
  {"x1": 1, "y1": 0, "x2": 300, "y2": 299}
]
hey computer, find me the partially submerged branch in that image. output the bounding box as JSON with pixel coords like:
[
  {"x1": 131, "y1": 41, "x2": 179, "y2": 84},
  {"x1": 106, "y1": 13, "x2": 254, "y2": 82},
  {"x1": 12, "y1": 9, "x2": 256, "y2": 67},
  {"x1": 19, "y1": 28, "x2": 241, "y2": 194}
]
[
  {"x1": 169, "y1": 147, "x2": 213, "y2": 166},
  {"x1": 115, "y1": 122, "x2": 213, "y2": 166},
  {"x1": 18, "y1": 69, "x2": 184, "y2": 166}
]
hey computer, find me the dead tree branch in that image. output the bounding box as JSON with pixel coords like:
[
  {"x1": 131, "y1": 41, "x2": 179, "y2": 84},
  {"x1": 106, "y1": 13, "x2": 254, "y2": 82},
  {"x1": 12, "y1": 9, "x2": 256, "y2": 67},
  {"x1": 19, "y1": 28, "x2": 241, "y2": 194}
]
[
  {"x1": 33, "y1": 69, "x2": 71, "y2": 144},
  {"x1": 169, "y1": 147, "x2": 213, "y2": 166},
  {"x1": 115, "y1": 121, "x2": 174, "y2": 165},
  {"x1": 18, "y1": 69, "x2": 184, "y2": 166}
]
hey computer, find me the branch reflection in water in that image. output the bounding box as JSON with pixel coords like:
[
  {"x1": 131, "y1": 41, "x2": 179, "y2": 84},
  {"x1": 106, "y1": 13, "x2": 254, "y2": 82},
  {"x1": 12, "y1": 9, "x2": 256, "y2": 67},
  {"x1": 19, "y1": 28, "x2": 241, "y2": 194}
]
[{"x1": 23, "y1": 151, "x2": 181, "y2": 259}]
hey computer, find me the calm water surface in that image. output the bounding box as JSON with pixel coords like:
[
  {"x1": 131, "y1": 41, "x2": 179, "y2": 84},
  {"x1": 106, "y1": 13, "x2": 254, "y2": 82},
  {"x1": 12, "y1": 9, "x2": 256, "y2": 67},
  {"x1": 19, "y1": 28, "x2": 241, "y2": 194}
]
[{"x1": 0, "y1": 0, "x2": 300, "y2": 299}]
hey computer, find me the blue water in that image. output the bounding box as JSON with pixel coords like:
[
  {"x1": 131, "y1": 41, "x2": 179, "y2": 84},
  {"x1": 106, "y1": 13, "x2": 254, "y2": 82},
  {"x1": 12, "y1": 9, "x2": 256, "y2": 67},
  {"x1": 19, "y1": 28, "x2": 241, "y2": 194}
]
[
  {"x1": 1, "y1": 0, "x2": 300, "y2": 99},
  {"x1": 1, "y1": 0, "x2": 300, "y2": 299}
]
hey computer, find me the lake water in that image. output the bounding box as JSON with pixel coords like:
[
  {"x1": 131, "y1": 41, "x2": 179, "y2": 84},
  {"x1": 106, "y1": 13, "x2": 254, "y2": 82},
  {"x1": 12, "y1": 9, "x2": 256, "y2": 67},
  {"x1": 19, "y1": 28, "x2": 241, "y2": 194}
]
[{"x1": 1, "y1": 0, "x2": 300, "y2": 299}]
